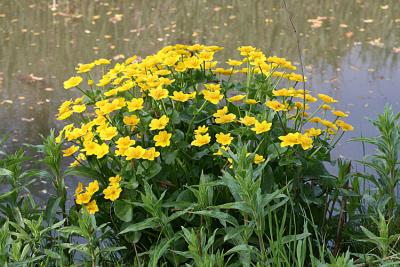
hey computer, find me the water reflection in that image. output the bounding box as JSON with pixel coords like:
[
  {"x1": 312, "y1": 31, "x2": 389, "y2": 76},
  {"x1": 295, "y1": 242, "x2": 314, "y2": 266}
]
[{"x1": 0, "y1": 0, "x2": 399, "y2": 197}]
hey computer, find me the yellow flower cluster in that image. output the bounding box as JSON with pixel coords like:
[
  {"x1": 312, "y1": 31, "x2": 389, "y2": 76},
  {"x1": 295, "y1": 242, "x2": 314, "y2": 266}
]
[
  {"x1": 75, "y1": 180, "x2": 99, "y2": 214},
  {"x1": 103, "y1": 175, "x2": 122, "y2": 201},
  {"x1": 279, "y1": 132, "x2": 313, "y2": 150},
  {"x1": 57, "y1": 44, "x2": 354, "y2": 214}
]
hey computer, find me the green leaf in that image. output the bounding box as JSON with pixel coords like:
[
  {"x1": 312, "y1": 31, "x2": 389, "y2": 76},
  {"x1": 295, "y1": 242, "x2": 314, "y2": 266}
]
[
  {"x1": 66, "y1": 165, "x2": 101, "y2": 179},
  {"x1": 163, "y1": 151, "x2": 178, "y2": 165},
  {"x1": 114, "y1": 200, "x2": 133, "y2": 222},
  {"x1": 137, "y1": 162, "x2": 162, "y2": 179},
  {"x1": 59, "y1": 226, "x2": 85, "y2": 236},
  {"x1": 281, "y1": 233, "x2": 311, "y2": 244},
  {"x1": 0, "y1": 168, "x2": 12, "y2": 177},
  {"x1": 148, "y1": 237, "x2": 177, "y2": 267},
  {"x1": 101, "y1": 246, "x2": 127, "y2": 253},
  {"x1": 267, "y1": 143, "x2": 287, "y2": 160},
  {"x1": 171, "y1": 111, "x2": 181, "y2": 125},
  {"x1": 119, "y1": 217, "x2": 159, "y2": 235},
  {"x1": 192, "y1": 210, "x2": 238, "y2": 227},
  {"x1": 225, "y1": 244, "x2": 255, "y2": 255},
  {"x1": 45, "y1": 197, "x2": 61, "y2": 225},
  {"x1": 44, "y1": 248, "x2": 62, "y2": 260},
  {"x1": 213, "y1": 202, "x2": 252, "y2": 214}
]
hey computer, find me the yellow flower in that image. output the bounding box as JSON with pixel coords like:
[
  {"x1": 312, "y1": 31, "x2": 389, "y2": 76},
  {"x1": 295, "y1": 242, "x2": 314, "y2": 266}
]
[
  {"x1": 85, "y1": 200, "x2": 99, "y2": 214},
  {"x1": 288, "y1": 73, "x2": 305, "y2": 82},
  {"x1": 76, "y1": 63, "x2": 95, "y2": 73},
  {"x1": 238, "y1": 46, "x2": 256, "y2": 56},
  {"x1": 215, "y1": 114, "x2": 236, "y2": 124},
  {"x1": 213, "y1": 107, "x2": 236, "y2": 124},
  {"x1": 198, "y1": 51, "x2": 214, "y2": 61},
  {"x1": 305, "y1": 128, "x2": 322, "y2": 137},
  {"x1": 149, "y1": 115, "x2": 169, "y2": 130},
  {"x1": 251, "y1": 120, "x2": 272, "y2": 134},
  {"x1": 64, "y1": 76, "x2": 83, "y2": 89},
  {"x1": 123, "y1": 115, "x2": 140, "y2": 128},
  {"x1": 149, "y1": 86, "x2": 169, "y2": 100},
  {"x1": 97, "y1": 75, "x2": 112, "y2": 87},
  {"x1": 227, "y1": 59, "x2": 242, "y2": 66},
  {"x1": 213, "y1": 106, "x2": 229, "y2": 117},
  {"x1": 213, "y1": 68, "x2": 233, "y2": 75},
  {"x1": 215, "y1": 133, "x2": 233, "y2": 146},
  {"x1": 109, "y1": 175, "x2": 122, "y2": 186},
  {"x1": 272, "y1": 88, "x2": 296, "y2": 97},
  {"x1": 191, "y1": 133, "x2": 211, "y2": 147},
  {"x1": 99, "y1": 126, "x2": 118, "y2": 141},
  {"x1": 317, "y1": 94, "x2": 337, "y2": 103},
  {"x1": 75, "y1": 182, "x2": 84, "y2": 196},
  {"x1": 86, "y1": 180, "x2": 99, "y2": 195},
  {"x1": 278, "y1": 132, "x2": 301, "y2": 147},
  {"x1": 336, "y1": 120, "x2": 354, "y2": 131},
  {"x1": 213, "y1": 146, "x2": 228, "y2": 156},
  {"x1": 118, "y1": 80, "x2": 135, "y2": 92},
  {"x1": 153, "y1": 131, "x2": 172, "y2": 147},
  {"x1": 265, "y1": 100, "x2": 288, "y2": 111},
  {"x1": 304, "y1": 94, "x2": 318, "y2": 103},
  {"x1": 62, "y1": 145, "x2": 79, "y2": 157},
  {"x1": 104, "y1": 88, "x2": 119, "y2": 97},
  {"x1": 299, "y1": 134, "x2": 313, "y2": 150},
  {"x1": 103, "y1": 185, "x2": 122, "y2": 201},
  {"x1": 245, "y1": 99, "x2": 258, "y2": 105},
  {"x1": 83, "y1": 141, "x2": 98, "y2": 156},
  {"x1": 76, "y1": 192, "x2": 91, "y2": 205},
  {"x1": 254, "y1": 154, "x2": 265, "y2": 164},
  {"x1": 332, "y1": 110, "x2": 348, "y2": 117},
  {"x1": 322, "y1": 104, "x2": 332, "y2": 110},
  {"x1": 203, "y1": 90, "x2": 223, "y2": 105},
  {"x1": 116, "y1": 136, "x2": 135, "y2": 149},
  {"x1": 83, "y1": 141, "x2": 109, "y2": 159},
  {"x1": 124, "y1": 146, "x2": 145, "y2": 160},
  {"x1": 163, "y1": 55, "x2": 180, "y2": 66},
  {"x1": 70, "y1": 160, "x2": 79, "y2": 167},
  {"x1": 114, "y1": 146, "x2": 129, "y2": 156},
  {"x1": 278, "y1": 132, "x2": 313, "y2": 150},
  {"x1": 239, "y1": 116, "x2": 257, "y2": 126},
  {"x1": 170, "y1": 91, "x2": 195, "y2": 102},
  {"x1": 175, "y1": 62, "x2": 187, "y2": 72},
  {"x1": 142, "y1": 147, "x2": 160, "y2": 161},
  {"x1": 95, "y1": 143, "x2": 109, "y2": 159},
  {"x1": 72, "y1": 104, "x2": 86, "y2": 113},
  {"x1": 310, "y1": 117, "x2": 322, "y2": 123},
  {"x1": 72, "y1": 154, "x2": 86, "y2": 166},
  {"x1": 294, "y1": 102, "x2": 310, "y2": 110},
  {"x1": 321, "y1": 120, "x2": 338, "y2": 130},
  {"x1": 204, "y1": 84, "x2": 221, "y2": 91},
  {"x1": 127, "y1": 98, "x2": 144, "y2": 112},
  {"x1": 94, "y1": 58, "x2": 111, "y2": 65},
  {"x1": 184, "y1": 56, "x2": 202, "y2": 69},
  {"x1": 125, "y1": 55, "x2": 138, "y2": 64},
  {"x1": 194, "y1": 125, "x2": 208, "y2": 135},
  {"x1": 228, "y1": 94, "x2": 246, "y2": 103}
]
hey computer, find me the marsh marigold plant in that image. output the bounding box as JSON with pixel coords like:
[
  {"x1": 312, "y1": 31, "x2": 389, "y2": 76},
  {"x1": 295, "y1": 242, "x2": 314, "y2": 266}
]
[{"x1": 56, "y1": 44, "x2": 353, "y2": 261}]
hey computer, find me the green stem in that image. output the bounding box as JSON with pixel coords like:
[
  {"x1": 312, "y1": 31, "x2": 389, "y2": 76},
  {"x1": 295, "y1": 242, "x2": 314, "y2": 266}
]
[{"x1": 186, "y1": 100, "x2": 208, "y2": 139}]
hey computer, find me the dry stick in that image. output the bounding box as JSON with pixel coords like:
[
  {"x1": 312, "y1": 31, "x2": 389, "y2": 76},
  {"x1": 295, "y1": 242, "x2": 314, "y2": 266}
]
[
  {"x1": 333, "y1": 182, "x2": 348, "y2": 256},
  {"x1": 282, "y1": 0, "x2": 307, "y2": 131}
]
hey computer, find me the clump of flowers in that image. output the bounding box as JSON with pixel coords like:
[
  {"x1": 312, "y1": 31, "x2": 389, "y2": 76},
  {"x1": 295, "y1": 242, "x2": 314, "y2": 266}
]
[{"x1": 56, "y1": 44, "x2": 353, "y2": 216}]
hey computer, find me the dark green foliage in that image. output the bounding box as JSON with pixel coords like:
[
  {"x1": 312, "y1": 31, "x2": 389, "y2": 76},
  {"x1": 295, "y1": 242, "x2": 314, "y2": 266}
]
[{"x1": 2, "y1": 106, "x2": 400, "y2": 265}]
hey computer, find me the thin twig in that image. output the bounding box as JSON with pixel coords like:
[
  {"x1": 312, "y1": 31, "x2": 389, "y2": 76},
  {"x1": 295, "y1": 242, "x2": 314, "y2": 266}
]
[{"x1": 282, "y1": 0, "x2": 307, "y2": 130}]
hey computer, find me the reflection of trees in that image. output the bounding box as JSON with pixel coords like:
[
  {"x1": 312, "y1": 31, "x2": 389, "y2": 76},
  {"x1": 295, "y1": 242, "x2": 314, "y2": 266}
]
[{"x1": 0, "y1": 0, "x2": 399, "y2": 150}]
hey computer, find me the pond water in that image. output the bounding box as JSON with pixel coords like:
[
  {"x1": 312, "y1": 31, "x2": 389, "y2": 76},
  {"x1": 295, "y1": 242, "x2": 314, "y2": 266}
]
[{"x1": 0, "y1": 1, "x2": 399, "y2": 198}]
